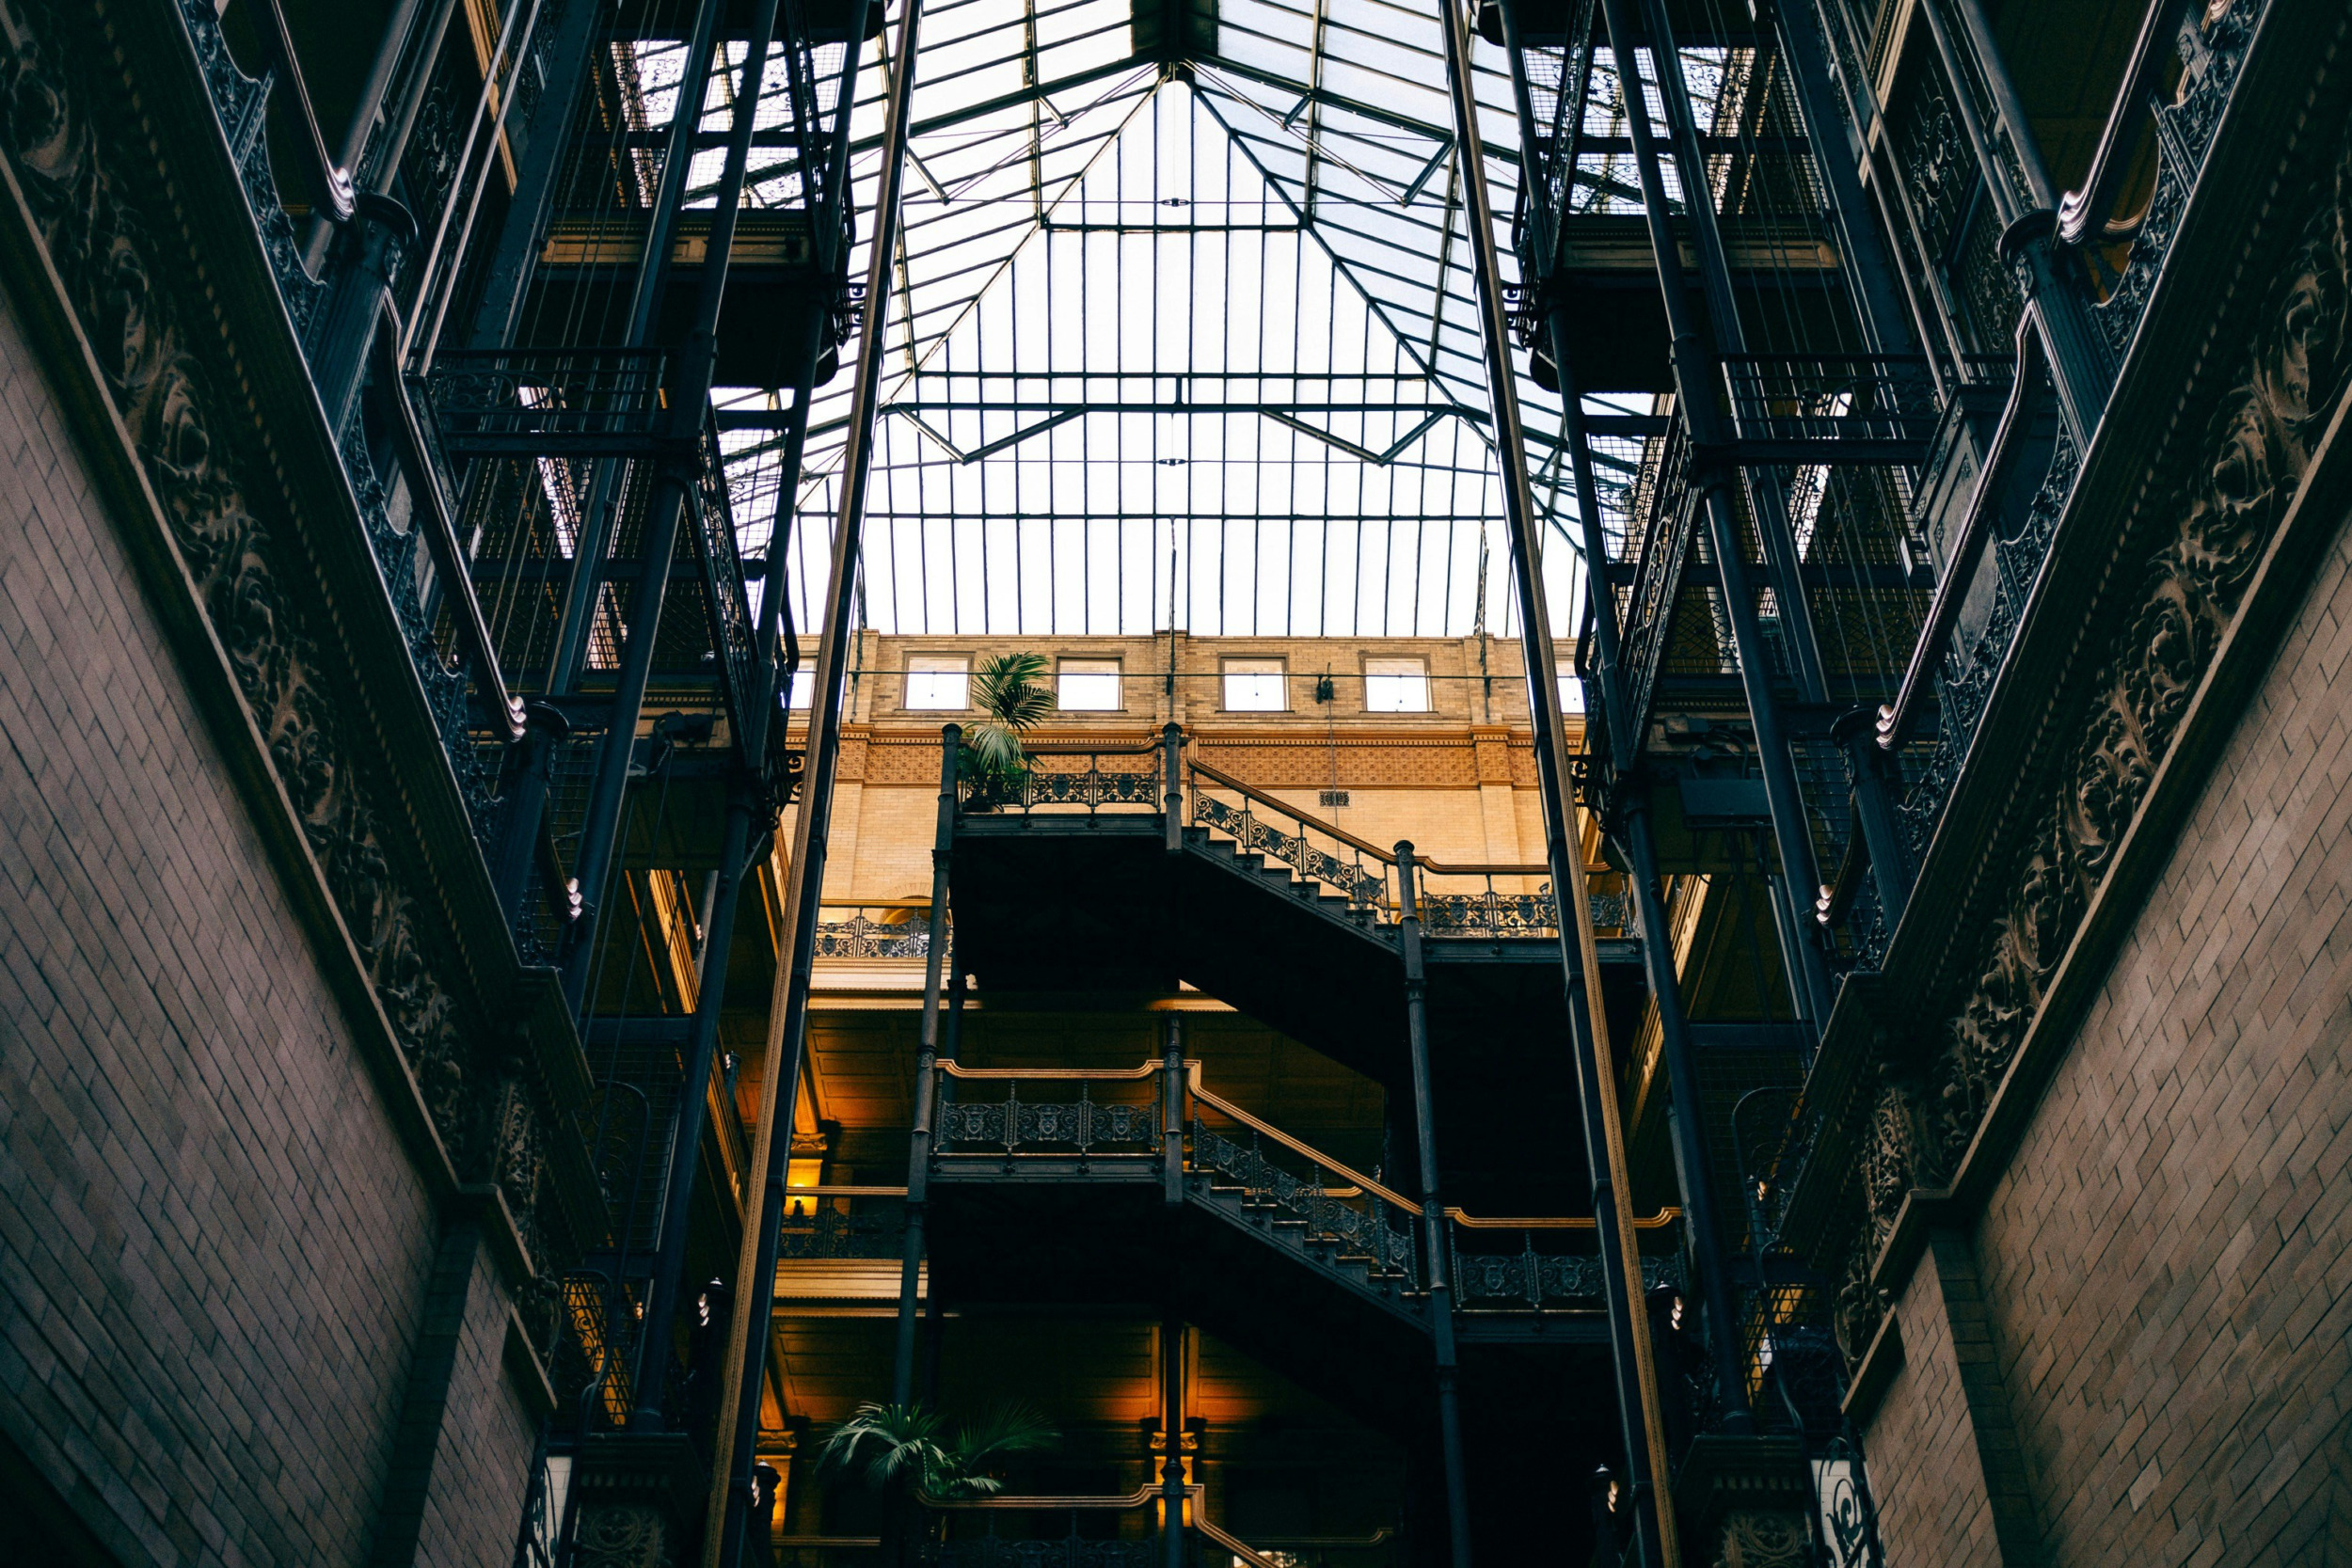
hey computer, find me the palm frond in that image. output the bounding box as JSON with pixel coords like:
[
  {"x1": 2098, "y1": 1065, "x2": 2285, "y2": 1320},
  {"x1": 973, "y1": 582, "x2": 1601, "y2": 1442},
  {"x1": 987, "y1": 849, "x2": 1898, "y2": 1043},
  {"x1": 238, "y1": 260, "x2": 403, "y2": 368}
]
[
  {"x1": 813, "y1": 1402, "x2": 951, "y2": 1494},
  {"x1": 970, "y1": 653, "x2": 1055, "y2": 733},
  {"x1": 951, "y1": 1401, "x2": 1060, "y2": 1471}
]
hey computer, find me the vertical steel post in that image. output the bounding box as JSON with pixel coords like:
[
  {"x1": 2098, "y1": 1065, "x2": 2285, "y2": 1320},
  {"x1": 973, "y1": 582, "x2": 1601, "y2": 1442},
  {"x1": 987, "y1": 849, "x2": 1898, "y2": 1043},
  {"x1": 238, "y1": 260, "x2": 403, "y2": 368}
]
[
  {"x1": 1595, "y1": 0, "x2": 1835, "y2": 1028},
  {"x1": 1162, "y1": 721, "x2": 1184, "y2": 856},
  {"x1": 705, "y1": 0, "x2": 926, "y2": 1556},
  {"x1": 1161, "y1": 1014, "x2": 1185, "y2": 1206},
  {"x1": 1160, "y1": 1314, "x2": 1187, "y2": 1568},
  {"x1": 1771, "y1": 0, "x2": 1920, "y2": 360},
  {"x1": 1394, "y1": 845, "x2": 1473, "y2": 1568},
  {"x1": 1629, "y1": 0, "x2": 1832, "y2": 717},
  {"x1": 894, "y1": 724, "x2": 961, "y2": 1407},
  {"x1": 1435, "y1": 1, "x2": 1678, "y2": 1560},
  {"x1": 1619, "y1": 796, "x2": 1758, "y2": 1430},
  {"x1": 559, "y1": 0, "x2": 785, "y2": 1013},
  {"x1": 608, "y1": 0, "x2": 789, "y2": 1424}
]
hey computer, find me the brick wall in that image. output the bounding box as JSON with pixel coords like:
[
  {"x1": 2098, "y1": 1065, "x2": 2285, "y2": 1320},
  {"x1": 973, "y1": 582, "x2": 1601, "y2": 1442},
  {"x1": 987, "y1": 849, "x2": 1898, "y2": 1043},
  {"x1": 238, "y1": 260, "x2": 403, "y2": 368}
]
[
  {"x1": 1961, "y1": 500, "x2": 2352, "y2": 1563},
  {"x1": 1867, "y1": 1248, "x2": 2005, "y2": 1568},
  {"x1": 0, "y1": 267, "x2": 440, "y2": 1560},
  {"x1": 413, "y1": 1247, "x2": 537, "y2": 1568}
]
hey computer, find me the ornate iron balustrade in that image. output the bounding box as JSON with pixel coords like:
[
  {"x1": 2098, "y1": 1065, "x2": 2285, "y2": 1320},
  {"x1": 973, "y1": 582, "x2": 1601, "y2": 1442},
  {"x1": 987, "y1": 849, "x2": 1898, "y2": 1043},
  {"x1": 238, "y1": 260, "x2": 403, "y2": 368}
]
[
  {"x1": 1872, "y1": 0, "x2": 2265, "y2": 895},
  {"x1": 425, "y1": 348, "x2": 672, "y2": 458},
  {"x1": 2076, "y1": 0, "x2": 2266, "y2": 356},
  {"x1": 778, "y1": 1192, "x2": 905, "y2": 1259},
  {"x1": 1446, "y1": 1215, "x2": 1681, "y2": 1314},
  {"x1": 1192, "y1": 792, "x2": 1391, "y2": 911},
  {"x1": 933, "y1": 1071, "x2": 1164, "y2": 1160},
  {"x1": 687, "y1": 405, "x2": 769, "y2": 756},
  {"x1": 1417, "y1": 885, "x2": 1562, "y2": 938},
  {"x1": 930, "y1": 1539, "x2": 1162, "y2": 1568},
  {"x1": 1613, "y1": 412, "x2": 1703, "y2": 767},
  {"x1": 175, "y1": 0, "x2": 530, "y2": 834},
  {"x1": 1188, "y1": 1121, "x2": 1421, "y2": 1291},
  {"x1": 960, "y1": 742, "x2": 1163, "y2": 815},
  {"x1": 812, "y1": 907, "x2": 934, "y2": 959}
]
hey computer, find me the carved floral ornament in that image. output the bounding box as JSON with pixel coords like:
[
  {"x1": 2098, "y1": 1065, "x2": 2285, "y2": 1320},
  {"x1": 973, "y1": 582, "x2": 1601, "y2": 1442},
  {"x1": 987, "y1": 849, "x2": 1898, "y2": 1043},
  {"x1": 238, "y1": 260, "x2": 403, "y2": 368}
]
[
  {"x1": 0, "y1": 0, "x2": 565, "y2": 1283},
  {"x1": 1835, "y1": 111, "x2": 2352, "y2": 1363}
]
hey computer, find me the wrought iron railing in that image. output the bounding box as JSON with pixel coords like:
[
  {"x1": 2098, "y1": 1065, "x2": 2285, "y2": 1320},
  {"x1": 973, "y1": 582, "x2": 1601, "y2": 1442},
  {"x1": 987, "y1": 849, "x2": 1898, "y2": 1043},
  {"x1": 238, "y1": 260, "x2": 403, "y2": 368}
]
[
  {"x1": 778, "y1": 1187, "x2": 907, "y2": 1260},
  {"x1": 1188, "y1": 760, "x2": 1395, "y2": 914},
  {"x1": 425, "y1": 348, "x2": 673, "y2": 458},
  {"x1": 932, "y1": 1064, "x2": 1166, "y2": 1162},
  {"x1": 687, "y1": 404, "x2": 771, "y2": 759},
  {"x1": 1612, "y1": 411, "x2": 1704, "y2": 764},
  {"x1": 175, "y1": 0, "x2": 531, "y2": 833},
  {"x1": 812, "y1": 902, "x2": 935, "y2": 959},
  {"x1": 2067, "y1": 0, "x2": 2266, "y2": 356},
  {"x1": 1187, "y1": 1079, "x2": 1422, "y2": 1293},
  {"x1": 960, "y1": 737, "x2": 1165, "y2": 815},
  {"x1": 1185, "y1": 756, "x2": 1626, "y2": 940},
  {"x1": 1444, "y1": 1211, "x2": 1681, "y2": 1314}
]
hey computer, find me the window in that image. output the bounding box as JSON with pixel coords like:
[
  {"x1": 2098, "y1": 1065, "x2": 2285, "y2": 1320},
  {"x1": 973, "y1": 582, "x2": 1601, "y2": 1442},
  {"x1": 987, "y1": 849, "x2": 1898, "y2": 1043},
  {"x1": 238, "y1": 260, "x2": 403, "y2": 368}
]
[
  {"x1": 1057, "y1": 657, "x2": 1121, "y2": 711},
  {"x1": 1363, "y1": 656, "x2": 1430, "y2": 713},
  {"x1": 1222, "y1": 657, "x2": 1287, "y2": 711},
  {"x1": 1557, "y1": 673, "x2": 1587, "y2": 715},
  {"x1": 905, "y1": 654, "x2": 969, "y2": 710},
  {"x1": 787, "y1": 668, "x2": 815, "y2": 709}
]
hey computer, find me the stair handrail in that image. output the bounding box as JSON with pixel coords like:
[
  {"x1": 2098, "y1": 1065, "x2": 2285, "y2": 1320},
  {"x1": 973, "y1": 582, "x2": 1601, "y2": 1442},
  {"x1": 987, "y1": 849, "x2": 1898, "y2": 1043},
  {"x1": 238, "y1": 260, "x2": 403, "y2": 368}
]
[
  {"x1": 1185, "y1": 1069, "x2": 1419, "y2": 1212},
  {"x1": 918, "y1": 1487, "x2": 1157, "y2": 1510},
  {"x1": 939, "y1": 1061, "x2": 1161, "y2": 1081},
  {"x1": 914, "y1": 1486, "x2": 1295, "y2": 1568},
  {"x1": 1191, "y1": 1496, "x2": 1293, "y2": 1568},
  {"x1": 1185, "y1": 754, "x2": 1577, "y2": 879},
  {"x1": 1017, "y1": 736, "x2": 1165, "y2": 756},
  {"x1": 1445, "y1": 1207, "x2": 1679, "y2": 1229},
  {"x1": 2056, "y1": 0, "x2": 2201, "y2": 245},
  {"x1": 1187, "y1": 756, "x2": 1396, "y2": 863}
]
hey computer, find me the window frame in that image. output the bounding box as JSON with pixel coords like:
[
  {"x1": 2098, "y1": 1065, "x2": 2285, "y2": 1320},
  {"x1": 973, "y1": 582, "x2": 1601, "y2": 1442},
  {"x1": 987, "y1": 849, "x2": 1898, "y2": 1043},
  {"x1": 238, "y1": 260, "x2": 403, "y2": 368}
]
[
  {"x1": 1361, "y1": 654, "x2": 1432, "y2": 714},
  {"x1": 1055, "y1": 656, "x2": 1124, "y2": 712},
  {"x1": 903, "y1": 652, "x2": 971, "y2": 711},
  {"x1": 1219, "y1": 656, "x2": 1290, "y2": 712}
]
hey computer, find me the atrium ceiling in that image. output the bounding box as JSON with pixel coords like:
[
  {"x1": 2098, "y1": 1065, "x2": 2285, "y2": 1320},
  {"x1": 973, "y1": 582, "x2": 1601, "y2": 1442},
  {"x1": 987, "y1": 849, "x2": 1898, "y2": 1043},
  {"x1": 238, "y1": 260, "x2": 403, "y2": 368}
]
[{"x1": 694, "y1": 0, "x2": 1596, "y2": 639}]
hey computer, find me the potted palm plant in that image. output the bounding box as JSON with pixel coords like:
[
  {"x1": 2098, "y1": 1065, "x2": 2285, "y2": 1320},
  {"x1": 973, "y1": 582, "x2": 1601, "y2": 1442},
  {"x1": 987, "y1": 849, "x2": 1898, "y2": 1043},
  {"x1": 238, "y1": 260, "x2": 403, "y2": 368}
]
[
  {"x1": 813, "y1": 1401, "x2": 1058, "y2": 1568},
  {"x1": 958, "y1": 652, "x2": 1055, "y2": 810}
]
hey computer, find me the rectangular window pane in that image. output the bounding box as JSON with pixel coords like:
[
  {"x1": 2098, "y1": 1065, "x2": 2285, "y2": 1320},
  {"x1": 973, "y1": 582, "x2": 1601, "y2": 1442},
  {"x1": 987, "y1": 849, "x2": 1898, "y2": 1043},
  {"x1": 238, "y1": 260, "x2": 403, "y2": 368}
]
[
  {"x1": 1057, "y1": 657, "x2": 1121, "y2": 711},
  {"x1": 905, "y1": 655, "x2": 969, "y2": 710},
  {"x1": 787, "y1": 668, "x2": 814, "y2": 709},
  {"x1": 1557, "y1": 673, "x2": 1586, "y2": 715},
  {"x1": 1363, "y1": 656, "x2": 1430, "y2": 713},
  {"x1": 1222, "y1": 657, "x2": 1287, "y2": 711}
]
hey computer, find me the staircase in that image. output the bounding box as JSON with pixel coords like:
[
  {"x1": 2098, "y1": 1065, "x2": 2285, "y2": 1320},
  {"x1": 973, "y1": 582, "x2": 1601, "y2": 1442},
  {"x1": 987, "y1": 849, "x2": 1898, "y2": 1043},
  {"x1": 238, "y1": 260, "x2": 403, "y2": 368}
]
[
  {"x1": 946, "y1": 742, "x2": 1645, "y2": 1186},
  {"x1": 922, "y1": 1059, "x2": 1676, "y2": 1351}
]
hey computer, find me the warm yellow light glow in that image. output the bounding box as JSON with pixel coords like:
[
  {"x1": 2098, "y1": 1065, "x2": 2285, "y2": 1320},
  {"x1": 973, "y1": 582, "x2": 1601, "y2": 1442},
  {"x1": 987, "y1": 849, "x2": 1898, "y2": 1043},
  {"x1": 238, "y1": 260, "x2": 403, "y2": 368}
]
[{"x1": 786, "y1": 1157, "x2": 823, "y2": 1214}]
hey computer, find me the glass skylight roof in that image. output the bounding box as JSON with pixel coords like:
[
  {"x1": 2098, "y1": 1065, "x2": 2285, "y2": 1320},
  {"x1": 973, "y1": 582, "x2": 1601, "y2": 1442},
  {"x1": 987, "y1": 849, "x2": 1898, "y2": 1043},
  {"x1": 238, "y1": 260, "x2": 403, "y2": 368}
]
[{"x1": 712, "y1": 0, "x2": 1588, "y2": 640}]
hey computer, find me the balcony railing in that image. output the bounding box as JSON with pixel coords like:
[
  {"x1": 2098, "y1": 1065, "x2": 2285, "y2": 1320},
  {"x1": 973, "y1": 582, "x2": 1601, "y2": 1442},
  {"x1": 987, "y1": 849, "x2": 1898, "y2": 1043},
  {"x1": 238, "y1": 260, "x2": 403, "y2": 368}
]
[{"x1": 425, "y1": 349, "x2": 674, "y2": 458}]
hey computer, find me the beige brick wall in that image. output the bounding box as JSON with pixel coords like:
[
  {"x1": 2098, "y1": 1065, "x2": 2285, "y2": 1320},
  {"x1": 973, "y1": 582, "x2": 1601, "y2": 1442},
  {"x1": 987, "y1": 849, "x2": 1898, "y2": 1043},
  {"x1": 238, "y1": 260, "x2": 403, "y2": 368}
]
[
  {"x1": 0, "y1": 277, "x2": 443, "y2": 1562},
  {"x1": 798, "y1": 633, "x2": 1585, "y2": 900}
]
